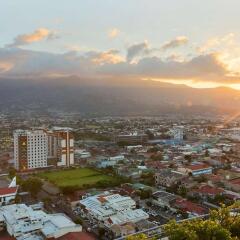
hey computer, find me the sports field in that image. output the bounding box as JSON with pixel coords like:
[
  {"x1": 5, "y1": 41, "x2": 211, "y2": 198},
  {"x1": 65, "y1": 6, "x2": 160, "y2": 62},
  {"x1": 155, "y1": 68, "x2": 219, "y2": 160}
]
[{"x1": 38, "y1": 168, "x2": 116, "y2": 188}]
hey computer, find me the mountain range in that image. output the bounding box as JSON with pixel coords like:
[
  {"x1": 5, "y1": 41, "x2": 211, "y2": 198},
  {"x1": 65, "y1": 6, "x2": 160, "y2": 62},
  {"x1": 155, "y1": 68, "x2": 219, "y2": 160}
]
[{"x1": 0, "y1": 77, "x2": 239, "y2": 116}]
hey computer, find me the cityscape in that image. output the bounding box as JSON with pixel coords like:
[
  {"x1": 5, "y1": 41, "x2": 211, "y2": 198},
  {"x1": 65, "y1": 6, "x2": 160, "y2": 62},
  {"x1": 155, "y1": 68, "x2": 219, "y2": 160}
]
[{"x1": 1, "y1": 1, "x2": 240, "y2": 240}]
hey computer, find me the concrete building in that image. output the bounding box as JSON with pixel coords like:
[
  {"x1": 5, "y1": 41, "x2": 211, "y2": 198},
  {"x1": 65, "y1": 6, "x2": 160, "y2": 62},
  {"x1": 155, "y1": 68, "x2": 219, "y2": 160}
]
[
  {"x1": 48, "y1": 127, "x2": 74, "y2": 167},
  {"x1": 178, "y1": 163, "x2": 213, "y2": 176},
  {"x1": 14, "y1": 129, "x2": 48, "y2": 171},
  {"x1": 14, "y1": 128, "x2": 74, "y2": 170},
  {"x1": 172, "y1": 126, "x2": 184, "y2": 141},
  {"x1": 0, "y1": 204, "x2": 82, "y2": 239},
  {"x1": 79, "y1": 192, "x2": 149, "y2": 228},
  {"x1": 115, "y1": 133, "x2": 148, "y2": 144}
]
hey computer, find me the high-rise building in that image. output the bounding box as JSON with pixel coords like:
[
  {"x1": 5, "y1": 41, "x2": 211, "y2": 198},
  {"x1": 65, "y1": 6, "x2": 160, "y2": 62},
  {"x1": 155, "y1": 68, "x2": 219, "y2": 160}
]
[
  {"x1": 13, "y1": 129, "x2": 48, "y2": 170},
  {"x1": 48, "y1": 127, "x2": 74, "y2": 167},
  {"x1": 172, "y1": 126, "x2": 184, "y2": 141},
  {"x1": 14, "y1": 128, "x2": 74, "y2": 171}
]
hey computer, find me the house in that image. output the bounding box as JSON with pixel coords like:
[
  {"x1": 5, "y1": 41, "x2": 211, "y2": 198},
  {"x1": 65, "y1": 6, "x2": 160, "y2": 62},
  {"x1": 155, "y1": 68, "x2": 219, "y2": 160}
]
[
  {"x1": 155, "y1": 169, "x2": 185, "y2": 187},
  {"x1": 174, "y1": 199, "x2": 207, "y2": 217},
  {"x1": 192, "y1": 185, "x2": 224, "y2": 199},
  {"x1": 152, "y1": 191, "x2": 178, "y2": 210},
  {"x1": 178, "y1": 163, "x2": 213, "y2": 176},
  {"x1": 0, "y1": 177, "x2": 18, "y2": 206}
]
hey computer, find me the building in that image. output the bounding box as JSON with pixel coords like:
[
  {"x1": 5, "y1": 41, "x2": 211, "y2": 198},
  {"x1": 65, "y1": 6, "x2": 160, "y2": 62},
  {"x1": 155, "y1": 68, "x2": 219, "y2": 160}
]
[
  {"x1": 48, "y1": 127, "x2": 74, "y2": 167},
  {"x1": 0, "y1": 177, "x2": 18, "y2": 206},
  {"x1": 155, "y1": 169, "x2": 185, "y2": 187},
  {"x1": 115, "y1": 133, "x2": 148, "y2": 144},
  {"x1": 14, "y1": 128, "x2": 75, "y2": 170},
  {"x1": 172, "y1": 126, "x2": 184, "y2": 141},
  {"x1": 14, "y1": 129, "x2": 48, "y2": 171},
  {"x1": 174, "y1": 199, "x2": 207, "y2": 217},
  {"x1": 178, "y1": 163, "x2": 213, "y2": 176},
  {"x1": 152, "y1": 191, "x2": 178, "y2": 209},
  {"x1": 79, "y1": 192, "x2": 149, "y2": 228},
  {"x1": 0, "y1": 204, "x2": 82, "y2": 239}
]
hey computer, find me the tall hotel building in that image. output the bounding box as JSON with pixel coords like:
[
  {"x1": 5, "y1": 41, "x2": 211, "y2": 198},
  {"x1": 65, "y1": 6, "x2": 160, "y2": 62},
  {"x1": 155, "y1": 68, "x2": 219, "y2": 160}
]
[
  {"x1": 14, "y1": 130, "x2": 48, "y2": 170},
  {"x1": 14, "y1": 128, "x2": 74, "y2": 171}
]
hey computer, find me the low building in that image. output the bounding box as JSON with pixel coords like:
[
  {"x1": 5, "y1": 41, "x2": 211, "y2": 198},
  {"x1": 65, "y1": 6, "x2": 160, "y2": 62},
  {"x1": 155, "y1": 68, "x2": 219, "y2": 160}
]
[
  {"x1": 79, "y1": 192, "x2": 149, "y2": 229},
  {"x1": 0, "y1": 204, "x2": 82, "y2": 239},
  {"x1": 152, "y1": 191, "x2": 178, "y2": 209},
  {"x1": 178, "y1": 163, "x2": 213, "y2": 176},
  {"x1": 115, "y1": 133, "x2": 148, "y2": 144},
  {"x1": 0, "y1": 177, "x2": 18, "y2": 206},
  {"x1": 174, "y1": 199, "x2": 207, "y2": 217},
  {"x1": 192, "y1": 185, "x2": 224, "y2": 199},
  {"x1": 155, "y1": 169, "x2": 185, "y2": 187}
]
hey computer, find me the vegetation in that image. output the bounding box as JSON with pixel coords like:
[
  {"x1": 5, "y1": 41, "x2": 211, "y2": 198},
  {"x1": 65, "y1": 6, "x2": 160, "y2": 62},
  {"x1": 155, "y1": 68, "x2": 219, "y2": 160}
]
[
  {"x1": 38, "y1": 168, "x2": 124, "y2": 193},
  {"x1": 74, "y1": 131, "x2": 111, "y2": 141},
  {"x1": 21, "y1": 177, "x2": 43, "y2": 197},
  {"x1": 150, "y1": 152, "x2": 163, "y2": 161},
  {"x1": 128, "y1": 203, "x2": 240, "y2": 240},
  {"x1": 127, "y1": 234, "x2": 153, "y2": 240},
  {"x1": 165, "y1": 202, "x2": 240, "y2": 240}
]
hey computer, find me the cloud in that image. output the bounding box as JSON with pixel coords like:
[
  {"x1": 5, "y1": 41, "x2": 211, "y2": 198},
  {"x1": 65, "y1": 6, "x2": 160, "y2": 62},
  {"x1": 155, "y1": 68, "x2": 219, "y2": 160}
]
[
  {"x1": 90, "y1": 49, "x2": 124, "y2": 65},
  {"x1": 0, "y1": 38, "x2": 239, "y2": 85},
  {"x1": 161, "y1": 36, "x2": 188, "y2": 50},
  {"x1": 99, "y1": 53, "x2": 232, "y2": 83},
  {"x1": 198, "y1": 33, "x2": 235, "y2": 53},
  {"x1": 108, "y1": 28, "x2": 120, "y2": 38},
  {"x1": 0, "y1": 61, "x2": 13, "y2": 73},
  {"x1": 7, "y1": 28, "x2": 58, "y2": 48},
  {"x1": 126, "y1": 41, "x2": 150, "y2": 62}
]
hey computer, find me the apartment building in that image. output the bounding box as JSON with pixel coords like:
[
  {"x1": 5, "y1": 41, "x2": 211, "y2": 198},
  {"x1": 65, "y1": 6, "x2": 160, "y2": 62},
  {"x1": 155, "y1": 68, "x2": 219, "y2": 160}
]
[
  {"x1": 48, "y1": 127, "x2": 74, "y2": 167},
  {"x1": 14, "y1": 128, "x2": 74, "y2": 170},
  {"x1": 14, "y1": 129, "x2": 48, "y2": 171}
]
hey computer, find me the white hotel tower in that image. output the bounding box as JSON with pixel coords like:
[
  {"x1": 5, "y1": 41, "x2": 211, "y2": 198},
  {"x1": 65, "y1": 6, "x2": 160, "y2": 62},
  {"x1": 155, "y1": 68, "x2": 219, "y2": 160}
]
[
  {"x1": 14, "y1": 128, "x2": 75, "y2": 171},
  {"x1": 14, "y1": 129, "x2": 48, "y2": 170}
]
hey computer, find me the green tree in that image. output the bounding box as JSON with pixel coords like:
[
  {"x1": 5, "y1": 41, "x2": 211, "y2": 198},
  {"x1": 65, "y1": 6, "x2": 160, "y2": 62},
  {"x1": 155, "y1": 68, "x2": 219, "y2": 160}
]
[
  {"x1": 127, "y1": 234, "x2": 151, "y2": 240},
  {"x1": 21, "y1": 177, "x2": 43, "y2": 197},
  {"x1": 165, "y1": 203, "x2": 240, "y2": 240},
  {"x1": 8, "y1": 167, "x2": 16, "y2": 179}
]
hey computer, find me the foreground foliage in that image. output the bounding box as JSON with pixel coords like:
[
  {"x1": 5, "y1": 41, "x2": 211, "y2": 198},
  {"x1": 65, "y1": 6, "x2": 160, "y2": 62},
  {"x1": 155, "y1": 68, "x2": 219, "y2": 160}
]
[
  {"x1": 127, "y1": 203, "x2": 240, "y2": 240},
  {"x1": 165, "y1": 202, "x2": 240, "y2": 240}
]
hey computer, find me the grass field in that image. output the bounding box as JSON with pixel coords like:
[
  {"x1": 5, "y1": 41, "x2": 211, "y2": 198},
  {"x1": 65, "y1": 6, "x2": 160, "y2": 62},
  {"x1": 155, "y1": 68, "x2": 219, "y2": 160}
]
[{"x1": 38, "y1": 168, "x2": 117, "y2": 188}]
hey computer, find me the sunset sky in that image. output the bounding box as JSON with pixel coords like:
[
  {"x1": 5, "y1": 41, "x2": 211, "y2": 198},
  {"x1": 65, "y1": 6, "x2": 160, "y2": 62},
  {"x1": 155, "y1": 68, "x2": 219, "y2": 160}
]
[{"x1": 1, "y1": 0, "x2": 240, "y2": 89}]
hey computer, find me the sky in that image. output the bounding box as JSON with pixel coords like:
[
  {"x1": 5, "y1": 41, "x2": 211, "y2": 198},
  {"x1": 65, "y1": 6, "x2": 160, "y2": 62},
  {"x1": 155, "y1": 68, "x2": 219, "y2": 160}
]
[{"x1": 1, "y1": 0, "x2": 240, "y2": 89}]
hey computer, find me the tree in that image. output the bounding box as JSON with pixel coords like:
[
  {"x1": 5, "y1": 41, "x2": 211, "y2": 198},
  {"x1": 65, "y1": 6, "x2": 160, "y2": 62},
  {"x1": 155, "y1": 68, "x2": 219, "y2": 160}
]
[
  {"x1": 21, "y1": 177, "x2": 43, "y2": 197},
  {"x1": 164, "y1": 202, "x2": 240, "y2": 240},
  {"x1": 8, "y1": 167, "x2": 16, "y2": 179},
  {"x1": 127, "y1": 234, "x2": 151, "y2": 240},
  {"x1": 150, "y1": 153, "x2": 163, "y2": 161}
]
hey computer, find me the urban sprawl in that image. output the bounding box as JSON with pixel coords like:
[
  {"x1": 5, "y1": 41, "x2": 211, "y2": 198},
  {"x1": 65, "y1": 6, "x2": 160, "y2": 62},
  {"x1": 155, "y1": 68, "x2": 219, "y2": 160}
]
[{"x1": 0, "y1": 113, "x2": 240, "y2": 239}]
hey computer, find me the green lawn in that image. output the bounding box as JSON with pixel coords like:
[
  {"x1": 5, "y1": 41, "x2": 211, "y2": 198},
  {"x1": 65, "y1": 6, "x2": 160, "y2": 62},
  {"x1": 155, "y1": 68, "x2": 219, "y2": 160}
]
[{"x1": 38, "y1": 168, "x2": 116, "y2": 188}]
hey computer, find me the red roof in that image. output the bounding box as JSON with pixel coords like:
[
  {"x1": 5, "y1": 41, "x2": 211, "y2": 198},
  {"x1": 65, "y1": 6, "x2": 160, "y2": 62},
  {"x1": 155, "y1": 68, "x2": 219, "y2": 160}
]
[
  {"x1": 195, "y1": 185, "x2": 224, "y2": 195},
  {"x1": 175, "y1": 199, "x2": 206, "y2": 215},
  {"x1": 0, "y1": 187, "x2": 17, "y2": 196},
  {"x1": 145, "y1": 161, "x2": 165, "y2": 169},
  {"x1": 187, "y1": 164, "x2": 211, "y2": 171},
  {"x1": 229, "y1": 178, "x2": 240, "y2": 185},
  {"x1": 57, "y1": 232, "x2": 96, "y2": 240}
]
